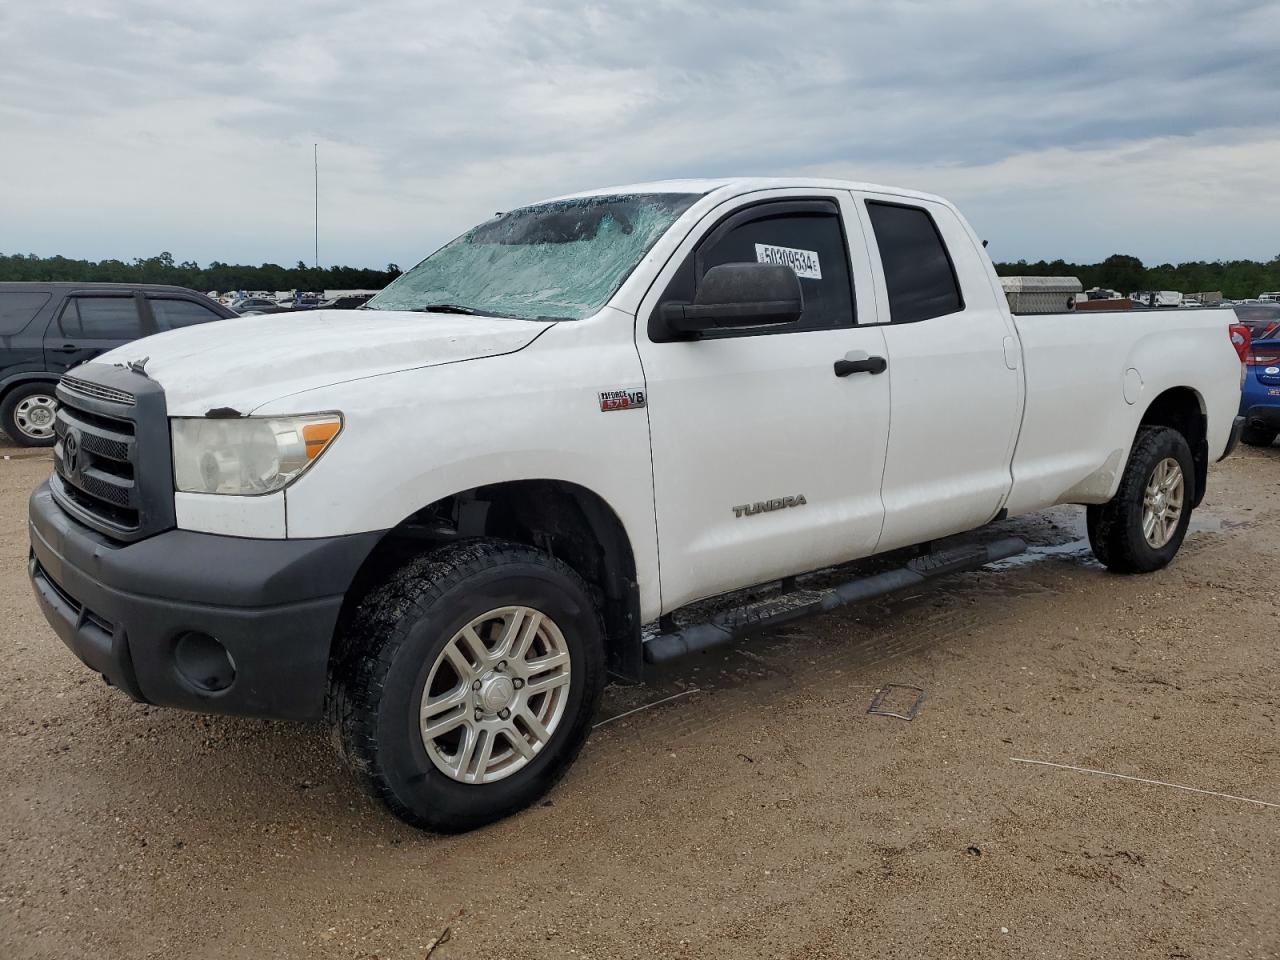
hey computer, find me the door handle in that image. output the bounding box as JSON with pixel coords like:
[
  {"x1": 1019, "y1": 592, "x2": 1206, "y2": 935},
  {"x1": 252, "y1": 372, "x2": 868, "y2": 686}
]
[
  {"x1": 58, "y1": 344, "x2": 80, "y2": 353},
  {"x1": 834, "y1": 355, "x2": 887, "y2": 377}
]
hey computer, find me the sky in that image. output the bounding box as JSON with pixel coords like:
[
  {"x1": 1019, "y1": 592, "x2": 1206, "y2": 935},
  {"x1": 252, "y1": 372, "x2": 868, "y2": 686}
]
[{"x1": 1, "y1": 0, "x2": 1278, "y2": 270}]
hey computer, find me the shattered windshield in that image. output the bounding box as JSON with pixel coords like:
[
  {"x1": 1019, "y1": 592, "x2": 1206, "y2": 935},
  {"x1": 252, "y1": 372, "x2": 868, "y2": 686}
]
[{"x1": 366, "y1": 192, "x2": 702, "y2": 321}]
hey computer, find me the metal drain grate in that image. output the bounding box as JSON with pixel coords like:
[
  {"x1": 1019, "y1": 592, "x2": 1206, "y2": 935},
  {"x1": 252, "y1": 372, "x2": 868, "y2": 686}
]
[{"x1": 867, "y1": 684, "x2": 926, "y2": 721}]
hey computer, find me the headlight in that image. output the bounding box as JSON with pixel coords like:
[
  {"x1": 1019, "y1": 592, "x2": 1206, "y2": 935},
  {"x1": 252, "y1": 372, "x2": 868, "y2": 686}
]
[{"x1": 171, "y1": 414, "x2": 342, "y2": 495}]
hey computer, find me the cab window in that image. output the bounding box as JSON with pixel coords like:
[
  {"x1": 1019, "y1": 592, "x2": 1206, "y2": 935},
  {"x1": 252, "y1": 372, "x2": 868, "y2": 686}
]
[
  {"x1": 653, "y1": 199, "x2": 855, "y2": 339},
  {"x1": 865, "y1": 201, "x2": 964, "y2": 324}
]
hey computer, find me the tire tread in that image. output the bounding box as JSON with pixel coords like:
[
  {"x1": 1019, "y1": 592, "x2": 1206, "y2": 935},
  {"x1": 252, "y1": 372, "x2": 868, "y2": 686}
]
[
  {"x1": 1087, "y1": 425, "x2": 1192, "y2": 574},
  {"x1": 329, "y1": 539, "x2": 603, "y2": 831}
]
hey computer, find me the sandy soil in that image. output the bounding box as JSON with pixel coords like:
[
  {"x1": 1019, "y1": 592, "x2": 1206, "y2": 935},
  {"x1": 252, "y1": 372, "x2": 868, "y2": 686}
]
[{"x1": 1, "y1": 440, "x2": 1278, "y2": 959}]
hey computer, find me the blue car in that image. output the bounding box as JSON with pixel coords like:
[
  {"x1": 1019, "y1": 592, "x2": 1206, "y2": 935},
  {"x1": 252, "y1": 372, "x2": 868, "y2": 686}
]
[{"x1": 1237, "y1": 305, "x2": 1280, "y2": 447}]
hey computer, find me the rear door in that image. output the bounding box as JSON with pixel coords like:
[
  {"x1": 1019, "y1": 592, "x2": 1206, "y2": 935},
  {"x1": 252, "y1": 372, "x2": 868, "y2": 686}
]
[
  {"x1": 0, "y1": 290, "x2": 55, "y2": 375},
  {"x1": 637, "y1": 191, "x2": 892, "y2": 611},
  {"x1": 46, "y1": 292, "x2": 150, "y2": 375},
  {"x1": 856, "y1": 193, "x2": 1024, "y2": 551}
]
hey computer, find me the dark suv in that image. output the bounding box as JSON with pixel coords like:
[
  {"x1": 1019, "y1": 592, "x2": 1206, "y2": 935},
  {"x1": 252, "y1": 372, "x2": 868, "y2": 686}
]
[{"x1": 0, "y1": 283, "x2": 235, "y2": 446}]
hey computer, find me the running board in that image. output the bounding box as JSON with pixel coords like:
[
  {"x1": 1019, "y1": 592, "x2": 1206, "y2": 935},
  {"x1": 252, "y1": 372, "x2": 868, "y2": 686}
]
[{"x1": 643, "y1": 537, "x2": 1027, "y2": 664}]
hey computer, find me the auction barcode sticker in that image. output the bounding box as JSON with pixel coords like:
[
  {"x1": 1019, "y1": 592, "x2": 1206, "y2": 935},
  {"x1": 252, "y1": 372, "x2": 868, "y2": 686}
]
[{"x1": 755, "y1": 243, "x2": 822, "y2": 280}]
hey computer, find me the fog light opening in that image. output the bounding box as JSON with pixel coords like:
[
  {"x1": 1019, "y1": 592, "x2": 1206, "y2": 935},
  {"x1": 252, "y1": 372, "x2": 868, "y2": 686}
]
[{"x1": 174, "y1": 631, "x2": 236, "y2": 693}]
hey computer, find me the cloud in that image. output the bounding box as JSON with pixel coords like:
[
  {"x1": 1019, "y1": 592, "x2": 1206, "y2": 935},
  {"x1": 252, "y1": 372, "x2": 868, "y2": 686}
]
[{"x1": 1, "y1": 0, "x2": 1277, "y2": 267}]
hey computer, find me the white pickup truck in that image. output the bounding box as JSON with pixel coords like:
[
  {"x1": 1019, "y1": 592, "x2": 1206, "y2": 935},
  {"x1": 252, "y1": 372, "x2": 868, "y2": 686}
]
[{"x1": 29, "y1": 178, "x2": 1249, "y2": 831}]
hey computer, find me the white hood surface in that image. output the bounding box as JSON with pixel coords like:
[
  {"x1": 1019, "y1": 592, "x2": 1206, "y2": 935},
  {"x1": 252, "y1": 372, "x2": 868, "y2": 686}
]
[{"x1": 94, "y1": 309, "x2": 551, "y2": 415}]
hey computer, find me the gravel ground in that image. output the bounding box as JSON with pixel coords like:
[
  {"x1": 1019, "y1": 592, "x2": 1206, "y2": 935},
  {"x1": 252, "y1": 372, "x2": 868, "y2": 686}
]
[{"x1": 1, "y1": 440, "x2": 1278, "y2": 959}]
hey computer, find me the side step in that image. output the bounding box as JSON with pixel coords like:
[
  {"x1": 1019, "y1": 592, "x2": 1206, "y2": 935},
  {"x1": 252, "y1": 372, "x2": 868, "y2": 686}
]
[{"x1": 642, "y1": 537, "x2": 1027, "y2": 664}]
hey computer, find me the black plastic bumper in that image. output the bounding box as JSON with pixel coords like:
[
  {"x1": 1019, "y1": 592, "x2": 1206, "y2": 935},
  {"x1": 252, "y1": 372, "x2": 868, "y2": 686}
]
[
  {"x1": 1243, "y1": 405, "x2": 1280, "y2": 431},
  {"x1": 28, "y1": 482, "x2": 383, "y2": 720}
]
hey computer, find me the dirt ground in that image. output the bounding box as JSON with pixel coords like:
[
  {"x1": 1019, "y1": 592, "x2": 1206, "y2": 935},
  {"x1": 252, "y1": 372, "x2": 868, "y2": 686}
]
[{"x1": 1, "y1": 439, "x2": 1277, "y2": 960}]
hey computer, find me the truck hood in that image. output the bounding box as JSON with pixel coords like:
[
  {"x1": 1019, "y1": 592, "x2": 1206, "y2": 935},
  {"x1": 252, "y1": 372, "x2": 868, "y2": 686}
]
[{"x1": 94, "y1": 309, "x2": 551, "y2": 415}]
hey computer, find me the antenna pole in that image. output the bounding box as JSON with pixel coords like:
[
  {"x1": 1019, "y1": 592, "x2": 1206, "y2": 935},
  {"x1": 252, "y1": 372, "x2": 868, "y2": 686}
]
[{"x1": 313, "y1": 143, "x2": 319, "y2": 269}]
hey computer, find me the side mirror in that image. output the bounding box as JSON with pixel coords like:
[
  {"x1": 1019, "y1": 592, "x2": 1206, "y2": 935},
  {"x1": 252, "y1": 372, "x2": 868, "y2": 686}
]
[{"x1": 660, "y1": 262, "x2": 804, "y2": 335}]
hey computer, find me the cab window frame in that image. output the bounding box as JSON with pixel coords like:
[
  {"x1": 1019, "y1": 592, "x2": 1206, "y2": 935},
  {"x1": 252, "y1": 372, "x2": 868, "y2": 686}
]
[
  {"x1": 863, "y1": 198, "x2": 966, "y2": 326},
  {"x1": 649, "y1": 196, "x2": 857, "y2": 342}
]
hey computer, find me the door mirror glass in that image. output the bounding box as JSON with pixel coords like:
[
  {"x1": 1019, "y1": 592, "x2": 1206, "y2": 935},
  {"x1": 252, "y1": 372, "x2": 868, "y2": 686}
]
[{"x1": 661, "y1": 262, "x2": 803, "y2": 335}]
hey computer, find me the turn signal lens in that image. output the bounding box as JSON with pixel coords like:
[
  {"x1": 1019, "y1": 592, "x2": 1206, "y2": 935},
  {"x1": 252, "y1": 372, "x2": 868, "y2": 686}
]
[{"x1": 302, "y1": 420, "x2": 342, "y2": 460}]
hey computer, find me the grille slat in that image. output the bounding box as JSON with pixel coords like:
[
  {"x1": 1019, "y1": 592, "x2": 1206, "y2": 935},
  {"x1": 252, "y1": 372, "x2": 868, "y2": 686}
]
[
  {"x1": 54, "y1": 410, "x2": 132, "y2": 463},
  {"x1": 59, "y1": 376, "x2": 136, "y2": 407},
  {"x1": 74, "y1": 467, "x2": 132, "y2": 506}
]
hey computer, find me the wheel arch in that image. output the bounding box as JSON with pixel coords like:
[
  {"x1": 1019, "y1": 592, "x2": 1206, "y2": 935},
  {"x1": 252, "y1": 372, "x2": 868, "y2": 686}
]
[
  {"x1": 333, "y1": 479, "x2": 644, "y2": 684},
  {"x1": 1138, "y1": 385, "x2": 1208, "y2": 507},
  {"x1": 0, "y1": 372, "x2": 60, "y2": 400}
]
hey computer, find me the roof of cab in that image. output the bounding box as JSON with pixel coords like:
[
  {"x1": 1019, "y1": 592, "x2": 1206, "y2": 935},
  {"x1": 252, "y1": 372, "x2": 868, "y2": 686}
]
[
  {"x1": 548, "y1": 177, "x2": 950, "y2": 207},
  {"x1": 0, "y1": 282, "x2": 214, "y2": 294}
]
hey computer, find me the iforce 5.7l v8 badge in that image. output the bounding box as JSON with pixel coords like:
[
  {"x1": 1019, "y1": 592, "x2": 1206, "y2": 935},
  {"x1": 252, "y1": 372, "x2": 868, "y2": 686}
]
[{"x1": 599, "y1": 388, "x2": 646, "y2": 412}]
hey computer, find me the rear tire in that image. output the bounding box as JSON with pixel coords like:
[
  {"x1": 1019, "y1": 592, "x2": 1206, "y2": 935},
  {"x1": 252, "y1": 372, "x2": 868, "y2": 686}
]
[
  {"x1": 329, "y1": 539, "x2": 605, "y2": 832},
  {"x1": 1240, "y1": 424, "x2": 1277, "y2": 447},
  {"x1": 2, "y1": 383, "x2": 59, "y2": 447},
  {"x1": 1087, "y1": 426, "x2": 1195, "y2": 574}
]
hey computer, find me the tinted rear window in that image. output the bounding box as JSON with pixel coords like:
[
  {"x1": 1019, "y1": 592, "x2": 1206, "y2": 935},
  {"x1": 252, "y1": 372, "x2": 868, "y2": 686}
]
[
  {"x1": 866, "y1": 201, "x2": 964, "y2": 324},
  {"x1": 0, "y1": 291, "x2": 52, "y2": 335},
  {"x1": 150, "y1": 298, "x2": 224, "y2": 329},
  {"x1": 60, "y1": 297, "x2": 143, "y2": 339}
]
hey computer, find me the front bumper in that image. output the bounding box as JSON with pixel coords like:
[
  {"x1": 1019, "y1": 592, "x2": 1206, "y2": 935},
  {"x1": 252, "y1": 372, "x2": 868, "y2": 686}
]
[{"x1": 29, "y1": 482, "x2": 383, "y2": 720}]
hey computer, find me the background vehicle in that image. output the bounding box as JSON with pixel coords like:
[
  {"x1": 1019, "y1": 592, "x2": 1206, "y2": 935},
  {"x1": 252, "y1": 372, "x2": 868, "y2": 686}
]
[
  {"x1": 0, "y1": 283, "x2": 233, "y2": 445},
  {"x1": 321, "y1": 293, "x2": 376, "y2": 310},
  {"x1": 229, "y1": 297, "x2": 288, "y2": 315},
  {"x1": 1130, "y1": 290, "x2": 1184, "y2": 308},
  {"x1": 27, "y1": 178, "x2": 1246, "y2": 831},
  {"x1": 1236, "y1": 303, "x2": 1280, "y2": 446}
]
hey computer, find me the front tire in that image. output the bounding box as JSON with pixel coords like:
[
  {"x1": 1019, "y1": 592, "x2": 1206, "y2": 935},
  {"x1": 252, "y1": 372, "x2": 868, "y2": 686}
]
[
  {"x1": 330, "y1": 540, "x2": 605, "y2": 832},
  {"x1": 1087, "y1": 426, "x2": 1194, "y2": 574},
  {"x1": 2, "y1": 383, "x2": 59, "y2": 447}
]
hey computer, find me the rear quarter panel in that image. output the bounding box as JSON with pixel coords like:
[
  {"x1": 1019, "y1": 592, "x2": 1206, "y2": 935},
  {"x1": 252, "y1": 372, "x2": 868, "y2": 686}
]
[{"x1": 1004, "y1": 308, "x2": 1240, "y2": 515}]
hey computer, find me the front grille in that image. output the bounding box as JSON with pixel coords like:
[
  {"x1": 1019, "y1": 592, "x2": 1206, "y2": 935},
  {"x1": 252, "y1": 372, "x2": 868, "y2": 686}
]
[
  {"x1": 53, "y1": 405, "x2": 140, "y2": 530},
  {"x1": 50, "y1": 365, "x2": 175, "y2": 543},
  {"x1": 60, "y1": 376, "x2": 136, "y2": 407}
]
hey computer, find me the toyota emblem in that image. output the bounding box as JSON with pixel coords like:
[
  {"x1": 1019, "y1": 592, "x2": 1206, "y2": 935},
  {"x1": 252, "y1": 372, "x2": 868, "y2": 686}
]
[{"x1": 63, "y1": 429, "x2": 81, "y2": 475}]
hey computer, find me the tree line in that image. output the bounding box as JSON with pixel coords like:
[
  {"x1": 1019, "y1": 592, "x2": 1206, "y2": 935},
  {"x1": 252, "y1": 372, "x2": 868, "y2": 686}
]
[
  {"x1": 993, "y1": 253, "x2": 1280, "y2": 299},
  {"x1": 3, "y1": 249, "x2": 1280, "y2": 300},
  {"x1": 0, "y1": 252, "x2": 402, "y2": 293}
]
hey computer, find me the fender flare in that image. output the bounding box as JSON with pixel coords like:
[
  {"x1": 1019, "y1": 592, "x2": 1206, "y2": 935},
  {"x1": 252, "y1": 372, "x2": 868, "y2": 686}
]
[{"x1": 0, "y1": 371, "x2": 60, "y2": 399}]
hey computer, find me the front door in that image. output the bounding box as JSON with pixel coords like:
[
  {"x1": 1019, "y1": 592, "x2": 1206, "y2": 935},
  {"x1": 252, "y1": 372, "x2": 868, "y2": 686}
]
[
  {"x1": 637, "y1": 192, "x2": 892, "y2": 612},
  {"x1": 45, "y1": 293, "x2": 149, "y2": 376}
]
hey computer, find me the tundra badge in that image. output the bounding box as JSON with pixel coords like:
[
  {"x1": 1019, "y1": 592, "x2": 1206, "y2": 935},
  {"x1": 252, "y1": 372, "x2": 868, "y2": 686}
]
[{"x1": 733, "y1": 495, "x2": 807, "y2": 518}]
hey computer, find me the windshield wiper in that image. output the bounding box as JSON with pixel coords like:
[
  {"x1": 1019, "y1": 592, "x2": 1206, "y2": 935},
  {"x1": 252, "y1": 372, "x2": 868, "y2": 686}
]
[{"x1": 413, "y1": 303, "x2": 490, "y2": 316}]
